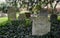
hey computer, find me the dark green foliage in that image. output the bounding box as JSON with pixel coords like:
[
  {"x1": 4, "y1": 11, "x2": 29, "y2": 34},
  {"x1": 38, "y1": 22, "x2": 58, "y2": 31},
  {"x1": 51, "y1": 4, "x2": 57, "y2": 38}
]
[
  {"x1": 0, "y1": 20, "x2": 51, "y2": 38},
  {"x1": 50, "y1": 14, "x2": 60, "y2": 38},
  {"x1": 2, "y1": 5, "x2": 9, "y2": 13},
  {"x1": 25, "y1": 19, "x2": 32, "y2": 27},
  {"x1": 0, "y1": 20, "x2": 32, "y2": 38},
  {"x1": 0, "y1": 18, "x2": 60, "y2": 38},
  {"x1": 50, "y1": 14, "x2": 57, "y2": 23}
]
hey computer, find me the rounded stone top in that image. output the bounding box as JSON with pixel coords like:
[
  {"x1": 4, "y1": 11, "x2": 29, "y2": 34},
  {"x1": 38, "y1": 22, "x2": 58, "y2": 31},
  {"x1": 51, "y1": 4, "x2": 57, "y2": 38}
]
[{"x1": 20, "y1": 11, "x2": 31, "y2": 14}]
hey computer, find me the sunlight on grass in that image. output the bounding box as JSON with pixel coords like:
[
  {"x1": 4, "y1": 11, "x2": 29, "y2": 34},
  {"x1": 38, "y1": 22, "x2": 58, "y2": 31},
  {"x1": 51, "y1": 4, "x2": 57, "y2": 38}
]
[
  {"x1": 16, "y1": 14, "x2": 19, "y2": 19},
  {"x1": 0, "y1": 15, "x2": 60, "y2": 24},
  {"x1": 0, "y1": 17, "x2": 8, "y2": 24},
  {"x1": 58, "y1": 16, "x2": 60, "y2": 20}
]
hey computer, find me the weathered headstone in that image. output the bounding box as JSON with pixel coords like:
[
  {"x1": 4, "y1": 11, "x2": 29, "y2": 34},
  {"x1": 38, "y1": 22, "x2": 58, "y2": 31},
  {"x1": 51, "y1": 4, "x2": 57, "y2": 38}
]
[
  {"x1": 18, "y1": 14, "x2": 26, "y2": 20},
  {"x1": 31, "y1": 9, "x2": 51, "y2": 36},
  {"x1": 18, "y1": 11, "x2": 30, "y2": 20},
  {"x1": 7, "y1": 7, "x2": 16, "y2": 20}
]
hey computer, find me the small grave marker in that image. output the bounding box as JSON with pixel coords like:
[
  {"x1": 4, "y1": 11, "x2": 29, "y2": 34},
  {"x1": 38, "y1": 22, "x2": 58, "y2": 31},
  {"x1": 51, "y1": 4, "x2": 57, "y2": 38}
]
[{"x1": 7, "y1": 7, "x2": 16, "y2": 20}]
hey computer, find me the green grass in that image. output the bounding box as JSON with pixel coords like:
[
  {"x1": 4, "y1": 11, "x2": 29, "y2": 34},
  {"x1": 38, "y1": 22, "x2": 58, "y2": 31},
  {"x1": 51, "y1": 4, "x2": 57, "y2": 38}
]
[
  {"x1": 58, "y1": 16, "x2": 60, "y2": 20},
  {"x1": 0, "y1": 15, "x2": 60, "y2": 24},
  {"x1": 0, "y1": 17, "x2": 8, "y2": 24},
  {"x1": 0, "y1": 13, "x2": 19, "y2": 24}
]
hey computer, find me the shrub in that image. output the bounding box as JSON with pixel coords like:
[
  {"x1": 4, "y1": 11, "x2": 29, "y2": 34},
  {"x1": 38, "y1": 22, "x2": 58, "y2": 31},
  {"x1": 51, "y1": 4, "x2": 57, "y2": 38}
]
[{"x1": 0, "y1": 20, "x2": 32, "y2": 38}]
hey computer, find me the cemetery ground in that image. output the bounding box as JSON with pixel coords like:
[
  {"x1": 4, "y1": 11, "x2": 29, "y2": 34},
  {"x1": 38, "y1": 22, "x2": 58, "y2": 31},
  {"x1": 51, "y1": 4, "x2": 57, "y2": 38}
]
[
  {"x1": 0, "y1": 13, "x2": 19, "y2": 24},
  {"x1": 0, "y1": 15, "x2": 60, "y2": 24},
  {"x1": 0, "y1": 15, "x2": 60, "y2": 38},
  {"x1": 0, "y1": 17, "x2": 8, "y2": 24}
]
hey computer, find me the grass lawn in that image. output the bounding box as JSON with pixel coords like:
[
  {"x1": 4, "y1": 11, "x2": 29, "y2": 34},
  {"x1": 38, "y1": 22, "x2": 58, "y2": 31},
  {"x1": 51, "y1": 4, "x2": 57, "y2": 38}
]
[
  {"x1": 58, "y1": 16, "x2": 60, "y2": 20},
  {"x1": 0, "y1": 13, "x2": 19, "y2": 24},
  {"x1": 0, "y1": 17, "x2": 8, "y2": 24},
  {"x1": 0, "y1": 16, "x2": 60, "y2": 24}
]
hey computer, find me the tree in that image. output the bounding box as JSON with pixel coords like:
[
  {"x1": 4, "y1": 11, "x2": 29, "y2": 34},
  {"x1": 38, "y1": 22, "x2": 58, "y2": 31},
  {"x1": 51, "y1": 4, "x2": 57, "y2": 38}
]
[
  {"x1": 32, "y1": 0, "x2": 49, "y2": 14},
  {"x1": 0, "y1": 3, "x2": 8, "y2": 13},
  {"x1": 32, "y1": 0, "x2": 60, "y2": 14}
]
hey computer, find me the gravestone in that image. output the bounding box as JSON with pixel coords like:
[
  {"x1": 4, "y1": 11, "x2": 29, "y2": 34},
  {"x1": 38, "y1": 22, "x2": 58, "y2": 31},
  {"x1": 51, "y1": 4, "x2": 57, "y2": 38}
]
[
  {"x1": 18, "y1": 11, "x2": 30, "y2": 20},
  {"x1": 18, "y1": 14, "x2": 26, "y2": 20},
  {"x1": 31, "y1": 9, "x2": 51, "y2": 36},
  {"x1": 7, "y1": 7, "x2": 16, "y2": 20}
]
